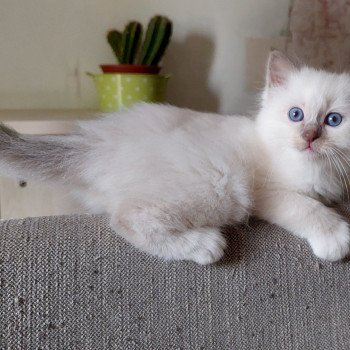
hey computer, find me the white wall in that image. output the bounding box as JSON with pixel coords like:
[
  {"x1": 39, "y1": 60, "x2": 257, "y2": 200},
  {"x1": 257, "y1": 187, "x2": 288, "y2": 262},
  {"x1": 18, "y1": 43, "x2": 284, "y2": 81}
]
[{"x1": 0, "y1": 0, "x2": 290, "y2": 114}]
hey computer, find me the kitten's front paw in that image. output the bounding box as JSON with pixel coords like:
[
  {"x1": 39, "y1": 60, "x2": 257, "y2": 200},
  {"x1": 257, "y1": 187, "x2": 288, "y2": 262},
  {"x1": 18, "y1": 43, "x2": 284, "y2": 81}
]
[
  {"x1": 183, "y1": 228, "x2": 227, "y2": 265},
  {"x1": 308, "y1": 221, "x2": 350, "y2": 261}
]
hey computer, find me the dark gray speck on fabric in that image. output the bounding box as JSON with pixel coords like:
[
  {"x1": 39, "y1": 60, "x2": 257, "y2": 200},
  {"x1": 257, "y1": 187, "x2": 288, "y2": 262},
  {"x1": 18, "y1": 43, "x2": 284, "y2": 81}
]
[{"x1": 0, "y1": 210, "x2": 350, "y2": 349}]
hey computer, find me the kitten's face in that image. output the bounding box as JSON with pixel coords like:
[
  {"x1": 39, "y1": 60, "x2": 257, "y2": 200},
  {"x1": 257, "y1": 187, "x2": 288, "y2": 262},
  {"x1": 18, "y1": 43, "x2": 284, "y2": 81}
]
[{"x1": 258, "y1": 51, "x2": 350, "y2": 164}]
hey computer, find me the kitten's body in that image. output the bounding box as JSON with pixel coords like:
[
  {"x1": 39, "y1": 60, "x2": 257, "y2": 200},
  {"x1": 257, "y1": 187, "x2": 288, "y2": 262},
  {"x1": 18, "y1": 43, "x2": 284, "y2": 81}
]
[
  {"x1": 1, "y1": 51, "x2": 349, "y2": 263},
  {"x1": 75, "y1": 105, "x2": 258, "y2": 263},
  {"x1": 77, "y1": 104, "x2": 256, "y2": 219}
]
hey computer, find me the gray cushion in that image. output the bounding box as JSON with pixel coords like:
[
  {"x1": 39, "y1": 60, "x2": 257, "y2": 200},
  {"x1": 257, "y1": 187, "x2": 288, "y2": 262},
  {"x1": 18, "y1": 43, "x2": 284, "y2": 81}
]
[{"x1": 0, "y1": 212, "x2": 350, "y2": 350}]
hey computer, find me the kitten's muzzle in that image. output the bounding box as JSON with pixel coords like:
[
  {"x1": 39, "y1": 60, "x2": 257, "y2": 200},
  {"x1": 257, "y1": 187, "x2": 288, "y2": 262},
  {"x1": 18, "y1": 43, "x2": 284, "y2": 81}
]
[
  {"x1": 302, "y1": 126, "x2": 322, "y2": 143},
  {"x1": 300, "y1": 125, "x2": 322, "y2": 152}
]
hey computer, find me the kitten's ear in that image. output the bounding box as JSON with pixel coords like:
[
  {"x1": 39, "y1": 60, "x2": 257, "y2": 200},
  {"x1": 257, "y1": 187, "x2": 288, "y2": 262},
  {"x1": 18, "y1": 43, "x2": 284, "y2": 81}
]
[{"x1": 266, "y1": 50, "x2": 295, "y2": 88}]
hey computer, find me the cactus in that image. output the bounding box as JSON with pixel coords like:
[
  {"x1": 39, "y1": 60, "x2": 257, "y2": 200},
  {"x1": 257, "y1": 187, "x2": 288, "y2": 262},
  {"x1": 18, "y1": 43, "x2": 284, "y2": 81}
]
[
  {"x1": 106, "y1": 15, "x2": 172, "y2": 66},
  {"x1": 107, "y1": 30, "x2": 122, "y2": 61},
  {"x1": 107, "y1": 22, "x2": 142, "y2": 64},
  {"x1": 121, "y1": 22, "x2": 143, "y2": 64},
  {"x1": 137, "y1": 16, "x2": 172, "y2": 66}
]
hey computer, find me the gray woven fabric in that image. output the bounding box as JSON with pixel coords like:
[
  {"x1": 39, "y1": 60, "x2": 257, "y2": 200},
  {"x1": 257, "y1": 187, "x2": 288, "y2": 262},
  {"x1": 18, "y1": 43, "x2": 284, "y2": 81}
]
[{"x1": 0, "y1": 213, "x2": 350, "y2": 350}]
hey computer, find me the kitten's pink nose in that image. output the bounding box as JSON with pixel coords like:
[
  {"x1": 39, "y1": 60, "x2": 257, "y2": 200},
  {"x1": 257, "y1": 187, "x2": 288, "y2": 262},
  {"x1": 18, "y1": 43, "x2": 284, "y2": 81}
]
[{"x1": 302, "y1": 127, "x2": 321, "y2": 142}]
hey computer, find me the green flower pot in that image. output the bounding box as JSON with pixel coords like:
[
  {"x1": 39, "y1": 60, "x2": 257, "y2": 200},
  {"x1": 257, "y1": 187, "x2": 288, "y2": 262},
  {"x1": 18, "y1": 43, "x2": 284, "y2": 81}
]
[{"x1": 90, "y1": 73, "x2": 170, "y2": 112}]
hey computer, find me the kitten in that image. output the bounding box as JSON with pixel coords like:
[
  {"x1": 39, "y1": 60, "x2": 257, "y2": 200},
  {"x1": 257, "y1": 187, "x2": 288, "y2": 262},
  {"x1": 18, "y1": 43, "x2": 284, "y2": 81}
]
[
  {"x1": 0, "y1": 50, "x2": 349, "y2": 264},
  {"x1": 255, "y1": 50, "x2": 350, "y2": 262}
]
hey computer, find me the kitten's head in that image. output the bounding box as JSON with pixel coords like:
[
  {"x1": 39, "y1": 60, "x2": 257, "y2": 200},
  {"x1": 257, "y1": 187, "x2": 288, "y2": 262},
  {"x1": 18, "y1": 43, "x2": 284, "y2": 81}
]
[{"x1": 257, "y1": 50, "x2": 350, "y2": 163}]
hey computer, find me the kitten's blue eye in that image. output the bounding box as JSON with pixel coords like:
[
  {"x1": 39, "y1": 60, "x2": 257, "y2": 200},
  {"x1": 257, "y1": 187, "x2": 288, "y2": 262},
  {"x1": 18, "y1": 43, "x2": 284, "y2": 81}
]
[
  {"x1": 325, "y1": 112, "x2": 342, "y2": 127},
  {"x1": 288, "y1": 107, "x2": 304, "y2": 122}
]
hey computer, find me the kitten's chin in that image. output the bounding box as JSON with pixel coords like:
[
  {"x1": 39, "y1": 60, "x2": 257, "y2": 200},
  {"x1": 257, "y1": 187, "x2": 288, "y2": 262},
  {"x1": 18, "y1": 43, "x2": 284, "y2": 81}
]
[
  {"x1": 303, "y1": 149, "x2": 319, "y2": 159},
  {"x1": 294, "y1": 141, "x2": 322, "y2": 159},
  {"x1": 299, "y1": 146, "x2": 322, "y2": 160}
]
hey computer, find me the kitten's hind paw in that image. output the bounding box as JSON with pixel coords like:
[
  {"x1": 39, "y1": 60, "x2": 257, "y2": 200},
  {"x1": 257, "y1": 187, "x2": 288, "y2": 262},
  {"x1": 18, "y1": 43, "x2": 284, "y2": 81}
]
[
  {"x1": 308, "y1": 221, "x2": 350, "y2": 262},
  {"x1": 182, "y1": 227, "x2": 227, "y2": 265}
]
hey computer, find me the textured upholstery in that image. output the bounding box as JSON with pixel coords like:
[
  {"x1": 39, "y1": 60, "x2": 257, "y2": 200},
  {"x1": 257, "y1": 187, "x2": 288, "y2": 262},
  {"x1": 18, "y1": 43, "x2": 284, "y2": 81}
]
[{"x1": 0, "y1": 213, "x2": 350, "y2": 349}]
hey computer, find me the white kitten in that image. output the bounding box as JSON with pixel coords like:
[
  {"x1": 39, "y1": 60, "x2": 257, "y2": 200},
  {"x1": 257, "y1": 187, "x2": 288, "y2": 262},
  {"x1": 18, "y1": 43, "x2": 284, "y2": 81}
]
[
  {"x1": 0, "y1": 50, "x2": 349, "y2": 264},
  {"x1": 255, "y1": 50, "x2": 350, "y2": 262},
  {"x1": 0, "y1": 105, "x2": 257, "y2": 264}
]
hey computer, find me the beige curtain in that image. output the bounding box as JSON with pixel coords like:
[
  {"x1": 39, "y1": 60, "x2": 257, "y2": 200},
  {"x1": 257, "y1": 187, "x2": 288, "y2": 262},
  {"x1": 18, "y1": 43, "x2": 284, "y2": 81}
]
[{"x1": 287, "y1": 0, "x2": 350, "y2": 71}]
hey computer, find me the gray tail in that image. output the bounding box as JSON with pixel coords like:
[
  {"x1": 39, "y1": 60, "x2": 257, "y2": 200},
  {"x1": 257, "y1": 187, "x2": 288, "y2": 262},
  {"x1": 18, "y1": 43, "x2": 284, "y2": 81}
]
[{"x1": 0, "y1": 123, "x2": 85, "y2": 183}]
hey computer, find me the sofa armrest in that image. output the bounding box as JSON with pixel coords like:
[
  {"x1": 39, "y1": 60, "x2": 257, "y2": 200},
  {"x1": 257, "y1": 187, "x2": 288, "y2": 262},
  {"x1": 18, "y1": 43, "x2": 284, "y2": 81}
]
[{"x1": 1, "y1": 213, "x2": 349, "y2": 349}]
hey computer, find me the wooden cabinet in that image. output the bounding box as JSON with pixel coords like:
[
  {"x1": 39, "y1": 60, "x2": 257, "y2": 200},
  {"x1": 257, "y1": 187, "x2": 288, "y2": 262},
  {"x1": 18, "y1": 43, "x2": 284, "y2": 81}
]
[{"x1": 0, "y1": 109, "x2": 96, "y2": 219}]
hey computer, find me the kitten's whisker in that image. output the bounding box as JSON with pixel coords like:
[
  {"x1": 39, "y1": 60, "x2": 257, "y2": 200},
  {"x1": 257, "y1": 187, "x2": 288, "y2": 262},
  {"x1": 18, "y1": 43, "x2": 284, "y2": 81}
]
[
  {"x1": 333, "y1": 148, "x2": 350, "y2": 169},
  {"x1": 331, "y1": 149, "x2": 350, "y2": 201},
  {"x1": 323, "y1": 151, "x2": 333, "y2": 180},
  {"x1": 327, "y1": 150, "x2": 345, "y2": 201},
  {"x1": 329, "y1": 148, "x2": 350, "y2": 179},
  {"x1": 325, "y1": 150, "x2": 340, "y2": 188},
  {"x1": 329, "y1": 150, "x2": 350, "y2": 202}
]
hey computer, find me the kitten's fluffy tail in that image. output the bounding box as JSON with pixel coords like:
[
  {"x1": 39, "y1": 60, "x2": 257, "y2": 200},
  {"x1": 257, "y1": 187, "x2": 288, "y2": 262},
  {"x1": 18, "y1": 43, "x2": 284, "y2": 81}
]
[{"x1": 0, "y1": 123, "x2": 85, "y2": 182}]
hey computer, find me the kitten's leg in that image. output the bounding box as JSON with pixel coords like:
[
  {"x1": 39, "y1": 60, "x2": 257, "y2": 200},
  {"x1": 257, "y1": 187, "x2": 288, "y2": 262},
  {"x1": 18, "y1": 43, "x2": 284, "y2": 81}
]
[
  {"x1": 255, "y1": 190, "x2": 350, "y2": 261},
  {"x1": 110, "y1": 204, "x2": 227, "y2": 264}
]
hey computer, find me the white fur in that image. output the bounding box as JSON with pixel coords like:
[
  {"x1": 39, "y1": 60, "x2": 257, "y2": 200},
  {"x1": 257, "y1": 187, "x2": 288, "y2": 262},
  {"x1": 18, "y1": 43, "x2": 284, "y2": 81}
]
[
  {"x1": 74, "y1": 104, "x2": 256, "y2": 263},
  {"x1": 3, "y1": 51, "x2": 350, "y2": 264},
  {"x1": 62, "y1": 54, "x2": 350, "y2": 263},
  {"x1": 254, "y1": 51, "x2": 350, "y2": 261}
]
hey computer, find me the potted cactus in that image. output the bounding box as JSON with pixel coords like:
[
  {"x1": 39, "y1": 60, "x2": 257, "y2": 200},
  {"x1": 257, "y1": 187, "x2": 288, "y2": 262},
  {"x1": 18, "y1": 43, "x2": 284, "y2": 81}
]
[{"x1": 90, "y1": 15, "x2": 173, "y2": 112}]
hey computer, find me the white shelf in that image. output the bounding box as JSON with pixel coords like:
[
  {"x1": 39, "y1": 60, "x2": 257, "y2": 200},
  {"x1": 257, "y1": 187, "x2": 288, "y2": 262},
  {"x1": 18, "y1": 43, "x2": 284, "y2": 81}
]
[
  {"x1": 0, "y1": 109, "x2": 96, "y2": 218},
  {"x1": 0, "y1": 109, "x2": 99, "y2": 134},
  {"x1": 0, "y1": 109, "x2": 99, "y2": 121}
]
